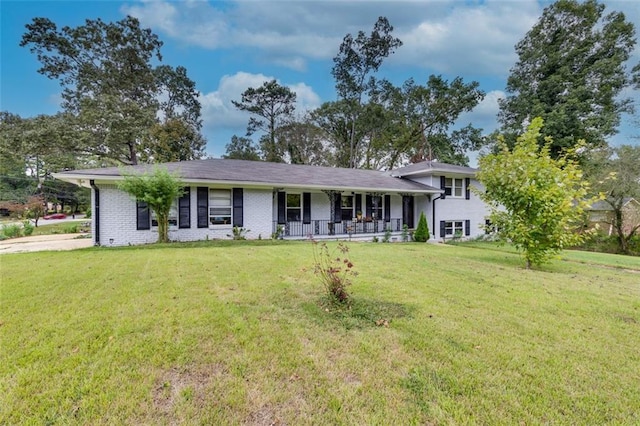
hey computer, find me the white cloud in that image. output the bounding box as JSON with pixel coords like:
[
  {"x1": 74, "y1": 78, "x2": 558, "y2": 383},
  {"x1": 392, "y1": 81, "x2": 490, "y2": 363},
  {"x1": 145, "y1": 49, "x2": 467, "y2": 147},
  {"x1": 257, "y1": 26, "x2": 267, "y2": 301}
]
[
  {"x1": 394, "y1": 1, "x2": 541, "y2": 76},
  {"x1": 457, "y1": 90, "x2": 505, "y2": 133},
  {"x1": 199, "y1": 71, "x2": 322, "y2": 134},
  {"x1": 121, "y1": 0, "x2": 543, "y2": 76}
]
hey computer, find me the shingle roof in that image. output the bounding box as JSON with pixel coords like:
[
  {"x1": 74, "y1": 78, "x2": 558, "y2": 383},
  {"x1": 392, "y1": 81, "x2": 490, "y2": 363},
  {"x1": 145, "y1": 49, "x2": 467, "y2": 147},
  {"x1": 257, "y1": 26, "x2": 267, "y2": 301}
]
[
  {"x1": 54, "y1": 158, "x2": 441, "y2": 194},
  {"x1": 390, "y1": 160, "x2": 477, "y2": 177}
]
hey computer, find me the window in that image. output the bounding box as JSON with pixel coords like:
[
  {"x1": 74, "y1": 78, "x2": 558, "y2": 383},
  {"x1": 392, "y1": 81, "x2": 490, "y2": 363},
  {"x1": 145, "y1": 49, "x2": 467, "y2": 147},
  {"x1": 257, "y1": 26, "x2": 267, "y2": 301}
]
[
  {"x1": 287, "y1": 193, "x2": 301, "y2": 222},
  {"x1": 368, "y1": 195, "x2": 383, "y2": 219},
  {"x1": 444, "y1": 220, "x2": 464, "y2": 237},
  {"x1": 445, "y1": 178, "x2": 464, "y2": 197},
  {"x1": 151, "y1": 201, "x2": 178, "y2": 228},
  {"x1": 341, "y1": 195, "x2": 354, "y2": 220},
  {"x1": 209, "y1": 189, "x2": 231, "y2": 225}
]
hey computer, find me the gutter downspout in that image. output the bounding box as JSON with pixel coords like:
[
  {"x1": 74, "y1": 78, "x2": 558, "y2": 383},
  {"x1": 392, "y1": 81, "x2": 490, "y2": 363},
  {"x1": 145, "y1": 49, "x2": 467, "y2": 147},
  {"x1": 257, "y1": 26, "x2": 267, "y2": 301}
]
[
  {"x1": 432, "y1": 193, "x2": 445, "y2": 240},
  {"x1": 90, "y1": 180, "x2": 100, "y2": 246}
]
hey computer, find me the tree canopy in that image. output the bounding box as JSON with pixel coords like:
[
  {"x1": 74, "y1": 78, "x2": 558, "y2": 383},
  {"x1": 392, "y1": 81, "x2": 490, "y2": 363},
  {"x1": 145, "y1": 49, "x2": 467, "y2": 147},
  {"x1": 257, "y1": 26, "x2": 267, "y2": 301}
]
[
  {"x1": 477, "y1": 117, "x2": 596, "y2": 268},
  {"x1": 498, "y1": 0, "x2": 639, "y2": 156},
  {"x1": 331, "y1": 16, "x2": 402, "y2": 168},
  {"x1": 20, "y1": 16, "x2": 205, "y2": 165},
  {"x1": 232, "y1": 79, "x2": 296, "y2": 163},
  {"x1": 118, "y1": 167, "x2": 184, "y2": 243}
]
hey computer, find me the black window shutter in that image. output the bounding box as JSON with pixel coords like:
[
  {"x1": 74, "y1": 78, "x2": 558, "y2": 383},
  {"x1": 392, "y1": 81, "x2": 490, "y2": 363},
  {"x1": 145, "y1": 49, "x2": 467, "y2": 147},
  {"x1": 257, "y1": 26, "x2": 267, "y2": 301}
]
[
  {"x1": 136, "y1": 200, "x2": 150, "y2": 230},
  {"x1": 334, "y1": 193, "x2": 342, "y2": 223},
  {"x1": 465, "y1": 178, "x2": 471, "y2": 200},
  {"x1": 178, "y1": 187, "x2": 191, "y2": 228},
  {"x1": 366, "y1": 194, "x2": 372, "y2": 217},
  {"x1": 465, "y1": 220, "x2": 471, "y2": 236},
  {"x1": 277, "y1": 191, "x2": 286, "y2": 224},
  {"x1": 232, "y1": 188, "x2": 243, "y2": 227},
  {"x1": 197, "y1": 187, "x2": 208, "y2": 228},
  {"x1": 355, "y1": 194, "x2": 362, "y2": 215},
  {"x1": 440, "y1": 176, "x2": 446, "y2": 189},
  {"x1": 384, "y1": 195, "x2": 391, "y2": 222},
  {"x1": 303, "y1": 192, "x2": 311, "y2": 224},
  {"x1": 440, "y1": 220, "x2": 445, "y2": 238}
]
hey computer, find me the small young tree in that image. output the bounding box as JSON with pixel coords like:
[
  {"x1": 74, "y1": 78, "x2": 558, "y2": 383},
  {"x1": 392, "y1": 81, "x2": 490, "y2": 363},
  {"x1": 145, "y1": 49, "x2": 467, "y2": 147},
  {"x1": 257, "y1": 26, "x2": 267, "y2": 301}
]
[
  {"x1": 118, "y1": 167, "x2": 183, "y2": 243},
  {"x1": 413, "y1": 211, "x2": 429, "y2": 242},
  {"x1": 24, "y1": 195, "x2": 45, "y2": 227},
  {"x1": 477, "y1": 117, "x2": 596, "y2": 268}
]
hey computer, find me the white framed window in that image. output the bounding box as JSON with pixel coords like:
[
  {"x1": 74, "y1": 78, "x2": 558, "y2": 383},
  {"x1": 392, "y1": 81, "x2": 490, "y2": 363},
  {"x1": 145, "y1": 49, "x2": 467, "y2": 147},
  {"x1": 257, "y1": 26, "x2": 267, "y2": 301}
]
[
  {"x1": 209, "y1": 189, "x2": 232, "y2": 225},
  {"x1": 368, "y1": 195, "x2": 383, "y2": 219},
  {"x1": 445, "y1": 178, "x2": 464, "y2": 198},
  {"x1": 287, "y1": 193, "x2": 301, "y2": 222},
  {"x1": 151, "y1": 201, "x2": 178, "y2": 228},
  {"x1": 341, "y1": 195, "x2": 354, "y2": 220},
  {"x1": 444, "y1": 220, "x2": 464, "y2": 237}
]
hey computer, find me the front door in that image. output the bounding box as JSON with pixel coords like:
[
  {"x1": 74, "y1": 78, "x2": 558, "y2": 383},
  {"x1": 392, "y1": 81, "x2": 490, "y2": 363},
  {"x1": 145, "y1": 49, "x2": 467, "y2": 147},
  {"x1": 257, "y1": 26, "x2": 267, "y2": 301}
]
[{"x1": 403, "y1": 196, "x2": 414, "y2": 228}]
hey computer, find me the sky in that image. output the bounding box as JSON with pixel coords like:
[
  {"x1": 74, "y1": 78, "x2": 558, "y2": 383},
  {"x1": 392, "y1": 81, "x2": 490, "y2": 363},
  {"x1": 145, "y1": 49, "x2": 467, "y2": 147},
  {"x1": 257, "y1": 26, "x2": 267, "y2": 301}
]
[{"x1": 1, "y1": 0, "x2": 639, "y2": 166}]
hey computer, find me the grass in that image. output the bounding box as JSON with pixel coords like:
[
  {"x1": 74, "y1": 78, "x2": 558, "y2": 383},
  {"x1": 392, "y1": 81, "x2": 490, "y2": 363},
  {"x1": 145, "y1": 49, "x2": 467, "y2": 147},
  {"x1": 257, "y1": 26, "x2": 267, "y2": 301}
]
[
  {"x1": 1, "y1": 219, "x2": 90, "y2": 239},
  {"x1": 30, "y1": 220, "x2": 91, "y2": 236},
  {"x1": 2, "y1": 241, "x2": 639, "y2": 424}
]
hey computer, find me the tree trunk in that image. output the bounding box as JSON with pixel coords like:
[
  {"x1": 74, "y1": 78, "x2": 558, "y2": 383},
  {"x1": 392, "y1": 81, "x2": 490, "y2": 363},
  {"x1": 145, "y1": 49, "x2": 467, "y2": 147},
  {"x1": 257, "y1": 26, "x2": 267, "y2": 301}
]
[
  {"x1": 128, "y1": 142, "x2": 138, "y2": 165},
  {"x1": 613, "y1": 208, "x2": 628, "y2": 254},
  {"x1": 157, "y1": 212, "x2": 168, "y2": 243}
]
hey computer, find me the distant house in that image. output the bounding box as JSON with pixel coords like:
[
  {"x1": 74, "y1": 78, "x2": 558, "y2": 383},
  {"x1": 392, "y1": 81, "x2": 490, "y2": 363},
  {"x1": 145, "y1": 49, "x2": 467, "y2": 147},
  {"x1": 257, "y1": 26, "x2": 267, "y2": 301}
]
[
  {"x1": 585, "y1": 198, "x2": 640, "y2": 236},
  {"x1": 53, "y1": 159, "x2": 490, "y2": 246}
]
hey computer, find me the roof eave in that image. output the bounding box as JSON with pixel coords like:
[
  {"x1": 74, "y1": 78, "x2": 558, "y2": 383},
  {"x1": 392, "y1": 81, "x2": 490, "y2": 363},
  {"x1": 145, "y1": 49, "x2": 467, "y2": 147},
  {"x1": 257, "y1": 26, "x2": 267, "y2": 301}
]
[{"x1": 53, "y1": 173, "x2": 441, "y2": 194}]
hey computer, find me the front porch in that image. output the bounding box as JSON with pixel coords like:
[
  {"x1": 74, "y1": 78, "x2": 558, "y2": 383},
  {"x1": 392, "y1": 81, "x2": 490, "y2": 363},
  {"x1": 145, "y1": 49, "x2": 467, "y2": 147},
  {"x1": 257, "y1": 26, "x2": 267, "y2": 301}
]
[{"x1": 273, "y1": 218, "x2": 404, "y2": 239}]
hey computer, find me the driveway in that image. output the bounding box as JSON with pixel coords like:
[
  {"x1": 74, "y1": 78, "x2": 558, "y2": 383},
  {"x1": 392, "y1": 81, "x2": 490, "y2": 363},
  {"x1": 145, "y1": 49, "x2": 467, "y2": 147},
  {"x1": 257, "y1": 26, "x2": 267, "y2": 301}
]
[{"x1": 0, "y1": 234, "x2": 93, "y2": 254}]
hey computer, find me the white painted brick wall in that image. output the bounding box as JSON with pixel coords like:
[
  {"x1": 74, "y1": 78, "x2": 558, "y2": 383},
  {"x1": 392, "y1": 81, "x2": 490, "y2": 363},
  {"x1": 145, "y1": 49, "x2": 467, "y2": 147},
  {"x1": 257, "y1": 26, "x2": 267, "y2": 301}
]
[
  {"x1": 94, "y1": 185, "x2": 274, "y2": 246},
  {"x1": 430, "y1": 178, "x2": 489, "y2": 240},
  {"x1": 91, "y1": 181, "x2": 489, "y2": 246}
]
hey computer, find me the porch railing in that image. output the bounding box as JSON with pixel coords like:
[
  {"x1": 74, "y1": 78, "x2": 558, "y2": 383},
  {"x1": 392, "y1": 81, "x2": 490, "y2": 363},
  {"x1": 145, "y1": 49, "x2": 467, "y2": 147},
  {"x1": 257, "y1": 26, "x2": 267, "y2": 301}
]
[{"x1": 273, "y1": 218, "x2": 403, "y2": 238}]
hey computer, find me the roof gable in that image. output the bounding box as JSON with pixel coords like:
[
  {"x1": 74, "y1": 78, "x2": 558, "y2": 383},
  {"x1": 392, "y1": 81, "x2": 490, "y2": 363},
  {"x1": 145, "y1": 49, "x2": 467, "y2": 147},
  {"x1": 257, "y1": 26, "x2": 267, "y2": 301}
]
[{"x1": 390, "y1": 161, "x2": 477, "y2": 178}]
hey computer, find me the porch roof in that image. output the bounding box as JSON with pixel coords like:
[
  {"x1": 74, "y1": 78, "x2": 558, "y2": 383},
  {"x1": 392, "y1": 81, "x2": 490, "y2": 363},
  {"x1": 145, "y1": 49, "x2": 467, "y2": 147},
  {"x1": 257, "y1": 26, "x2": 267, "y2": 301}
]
[{"x1": 54, "y1": 158, "x2": 441, "y2": 194}]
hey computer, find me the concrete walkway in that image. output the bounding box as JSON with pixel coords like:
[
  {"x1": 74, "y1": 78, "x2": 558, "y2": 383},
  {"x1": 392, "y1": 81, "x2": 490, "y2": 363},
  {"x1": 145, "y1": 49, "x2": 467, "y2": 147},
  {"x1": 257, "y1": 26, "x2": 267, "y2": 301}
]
[{"x1": 0, "y1": 233, "x2": 93, "y2": 254}]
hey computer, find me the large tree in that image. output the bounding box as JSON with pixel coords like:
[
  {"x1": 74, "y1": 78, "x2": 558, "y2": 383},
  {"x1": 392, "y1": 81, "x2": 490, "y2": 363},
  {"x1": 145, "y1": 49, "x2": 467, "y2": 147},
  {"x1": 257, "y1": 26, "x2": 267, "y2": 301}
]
[
  {"x1": 498, "y1": 0, "x2": 639, "y2": 157},
  {"x1": 21, "y1": 16, "x2": 205, "y2": 165},
  {"x1": 223, "y1": 135, "x2": 261, "y2": 161},
  {"x1": 584, "y1": 145, "x2": 640, "y2": 254},
  {"x1": 477, "y1": 117, "x2": 595, "y2": 268},
  {"x1": 0, "y1": 111, "x2": 84, "y2": 202},
  {"x1": 369, "y1": 76, "x2": 485, "y2": 168},
  {"x1": 232, "y1": 79, "x2": 296, "y2": 163},
  {"x1": 275, "y1": 118, "x2": 332, "y2": 166},
  {"x1": 332, "y1": 16, "x2": 402, "y2": 168}
]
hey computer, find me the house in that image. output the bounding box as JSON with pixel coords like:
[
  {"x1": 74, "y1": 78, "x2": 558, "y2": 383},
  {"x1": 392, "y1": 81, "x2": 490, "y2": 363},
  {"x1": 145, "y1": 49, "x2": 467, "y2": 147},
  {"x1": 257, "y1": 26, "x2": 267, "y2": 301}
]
[
  {"x1": 585, "y1": 198, "x2": 640, "y2": 236},
  {"x1": 53, "y1": 159, "x2": 490, "y2": 246}
]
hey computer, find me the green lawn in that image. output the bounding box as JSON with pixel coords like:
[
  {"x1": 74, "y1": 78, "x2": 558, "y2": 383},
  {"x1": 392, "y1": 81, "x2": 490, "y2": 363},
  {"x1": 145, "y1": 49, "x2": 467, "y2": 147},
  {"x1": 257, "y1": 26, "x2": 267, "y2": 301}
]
[{"x1": 2, "y1": 241, "x2": 639, "y2": 424}]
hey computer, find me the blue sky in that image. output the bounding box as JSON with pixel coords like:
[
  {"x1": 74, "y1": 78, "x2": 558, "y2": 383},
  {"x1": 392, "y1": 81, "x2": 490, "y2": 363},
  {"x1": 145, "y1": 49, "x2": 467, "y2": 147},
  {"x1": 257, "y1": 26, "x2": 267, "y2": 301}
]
[{"x1": 1, "y1": 0, "x2": 638, "y2": 166}]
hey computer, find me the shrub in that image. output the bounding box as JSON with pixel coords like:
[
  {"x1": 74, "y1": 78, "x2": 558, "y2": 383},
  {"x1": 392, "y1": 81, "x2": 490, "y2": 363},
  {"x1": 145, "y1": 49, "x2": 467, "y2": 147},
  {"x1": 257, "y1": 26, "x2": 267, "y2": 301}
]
[
  {"x1": 311, "y1": 239, "x2": 357, "y2": 304},
  {"x1": 63, "y1": 223, "x2": 79, "y2": 234},
  {"x1": 227, "y1": 226, "x2": 250, "y2": 240},
  {"x1": 382, "y1": 227, "x2": 392, "y2": 243},
  {"x1": 85, "y1": 208, "x2": 91, "y2": 219},
  {"x1": 414, "y1": 212, "x2": 429, "y2": 242},
  {"x1": 22, "y1": 221, "x2": 34, "y2": 236},
  {"x1": 401, "y1": 224, "x2": 410, "y2": 242},
  {"x1": 2, "y1": 224, "x2": 22, "y2": 239}
]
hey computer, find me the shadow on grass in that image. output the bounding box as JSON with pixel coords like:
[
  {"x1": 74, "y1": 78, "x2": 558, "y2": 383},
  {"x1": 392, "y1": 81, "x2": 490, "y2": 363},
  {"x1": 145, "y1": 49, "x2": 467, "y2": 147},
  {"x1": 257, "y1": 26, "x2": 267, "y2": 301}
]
[
  {"x1": 302, "y1": 296, "x2": 414, "y2": 330},
  {"x1": 89, "y1": 239, "x2": 299, "y2": 251}
]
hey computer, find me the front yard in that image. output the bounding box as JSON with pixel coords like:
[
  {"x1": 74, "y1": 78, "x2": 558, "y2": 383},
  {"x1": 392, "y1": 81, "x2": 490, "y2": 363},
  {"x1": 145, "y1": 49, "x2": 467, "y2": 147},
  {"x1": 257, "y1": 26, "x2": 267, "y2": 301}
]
[{"x1": 1, "y1": 241, "x2": 639, "y2": 424}]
